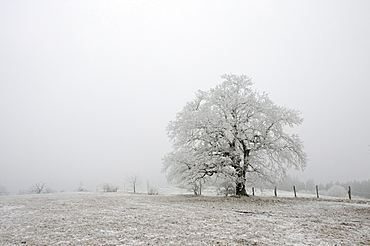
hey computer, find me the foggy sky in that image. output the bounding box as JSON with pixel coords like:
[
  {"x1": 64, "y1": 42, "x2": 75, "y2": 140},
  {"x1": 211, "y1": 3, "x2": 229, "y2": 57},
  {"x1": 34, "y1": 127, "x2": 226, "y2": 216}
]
[{"x1": 1, "y1": 1, "x2": 369, "y2": 194}]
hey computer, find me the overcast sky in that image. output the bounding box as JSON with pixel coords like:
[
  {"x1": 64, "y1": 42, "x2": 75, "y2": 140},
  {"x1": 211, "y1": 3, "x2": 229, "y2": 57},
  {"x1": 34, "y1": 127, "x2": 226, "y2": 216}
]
[{"x1": 1, "y1": 1, "x2": 369, "y2": 194}]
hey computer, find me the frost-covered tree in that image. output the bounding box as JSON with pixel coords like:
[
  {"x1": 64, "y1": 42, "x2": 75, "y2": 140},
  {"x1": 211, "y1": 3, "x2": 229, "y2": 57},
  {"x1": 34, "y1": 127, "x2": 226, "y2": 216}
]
[
  {"x1": 163, "y1": 74, "x2": 307, "y2": 196},
  {"x1": 327, "y1": 185, "x2": 347, "y2": 197}
]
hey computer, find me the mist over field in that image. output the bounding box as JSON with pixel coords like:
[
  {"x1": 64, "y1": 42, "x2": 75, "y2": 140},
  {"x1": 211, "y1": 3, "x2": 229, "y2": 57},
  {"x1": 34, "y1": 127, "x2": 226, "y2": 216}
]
[{"x1": 1, "y1": 1, "x2": 370, "y2": 194}]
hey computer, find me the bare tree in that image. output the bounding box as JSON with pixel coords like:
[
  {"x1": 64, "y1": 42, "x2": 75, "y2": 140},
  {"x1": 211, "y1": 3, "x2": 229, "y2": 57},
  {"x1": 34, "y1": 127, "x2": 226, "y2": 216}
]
[
  {"x1": 126, "y1": 174, "x2": 141, "y2": 193},
  {"x1": 30, "y1": 182, "x2": 46, "y2": 194},
  {"x1": 76, "y1": 181, "x2": 86, "y2": 192}
]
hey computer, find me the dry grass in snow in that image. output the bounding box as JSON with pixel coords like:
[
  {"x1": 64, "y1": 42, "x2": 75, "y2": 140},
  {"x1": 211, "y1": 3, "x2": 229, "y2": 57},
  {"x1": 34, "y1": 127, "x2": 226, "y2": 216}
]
[{"x1": 1, "y1": 192, "x2": 369, "y2": 245}]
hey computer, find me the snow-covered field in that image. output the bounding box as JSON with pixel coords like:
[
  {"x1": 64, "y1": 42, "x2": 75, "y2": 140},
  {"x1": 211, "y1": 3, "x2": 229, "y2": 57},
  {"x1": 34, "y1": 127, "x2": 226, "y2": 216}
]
[{"x1": 1, "y1": 191, "x2": 369, "y2": 245}]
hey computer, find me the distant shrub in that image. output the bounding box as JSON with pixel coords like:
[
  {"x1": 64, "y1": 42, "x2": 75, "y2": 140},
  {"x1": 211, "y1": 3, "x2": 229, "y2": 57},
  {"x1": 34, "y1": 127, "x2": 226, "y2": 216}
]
[
  {"x1": 102, "y1": 183, "x2": 118, "y2": 192},
  {"x1": 146, "y1": 181, "x2": 158, "y2": 195},
  {"x1": 148, "y1": 187, "x2": 159, "y2": 195},
  {"x1": 76, "y1": 182, "x2": 86, "y2": 192},
  {"x1": 217, "y1": 180, "x2": 236, "y2": 196},
  {"x1": 327, "y1": 185, "x2": 347, "y2": 197},
  {"x1": 0, "y1": 185, "x2": 9, "y2": 196}
]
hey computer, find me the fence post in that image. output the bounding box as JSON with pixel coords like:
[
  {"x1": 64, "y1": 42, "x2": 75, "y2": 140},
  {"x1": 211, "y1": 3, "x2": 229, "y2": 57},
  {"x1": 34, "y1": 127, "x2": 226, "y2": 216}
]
[
  {"x1": 316, "y1": 185, "x2": 319, "y2": 198},
  {"x1": 348, "y1": 186, "x2": 351, "y2": 200},
  {"x1": 252, "y1": 187, "x2": 255, "y2": 196},
  {"x1": 293, "y1": 186, "x2": 297, "y2": 198},
  {"x1": 274, "y1": 186, "x2": 277, "y2": 197}
]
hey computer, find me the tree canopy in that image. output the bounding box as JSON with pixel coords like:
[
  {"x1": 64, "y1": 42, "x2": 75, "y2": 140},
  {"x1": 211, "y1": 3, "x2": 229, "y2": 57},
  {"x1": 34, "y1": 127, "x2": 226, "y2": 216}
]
[{"x1": 163, "y1": 74, "x2": 307, "y2": 196}]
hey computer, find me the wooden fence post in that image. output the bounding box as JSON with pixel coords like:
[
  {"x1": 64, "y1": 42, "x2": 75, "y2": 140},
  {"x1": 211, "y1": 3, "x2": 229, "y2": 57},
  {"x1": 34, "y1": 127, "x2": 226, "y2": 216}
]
[
  {"x1": 348, "y1": 186, "x2": 351, "y2": 200},
  {"x1": 293, "y1": 186, "x2": 297, "y2": 198},
  {"x1": 316, "y1": 185, "x2": 319, "y2": 198},
  {"x1": 252, "y1": 187, "x2": 255, "y2": 196},
  {"x1": 274, "y1": 186, "x2": 277, "y2": 197}
]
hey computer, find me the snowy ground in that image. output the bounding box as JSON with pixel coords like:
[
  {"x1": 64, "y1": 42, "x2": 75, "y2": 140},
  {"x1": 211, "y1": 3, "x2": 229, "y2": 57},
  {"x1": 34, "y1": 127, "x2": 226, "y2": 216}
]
[{"x1": 1, "y1": 191, "x2": 369, "y2": 245}]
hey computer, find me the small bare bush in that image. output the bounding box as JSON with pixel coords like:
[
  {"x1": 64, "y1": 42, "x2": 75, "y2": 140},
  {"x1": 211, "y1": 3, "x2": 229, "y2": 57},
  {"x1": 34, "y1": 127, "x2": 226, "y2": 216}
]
[
  {"x1": 76, "y1": 182, "x2": 86, "y2": 192},
  {"x1": 102, "y1": 183, "x2": 118, "y2": 192},
  {"x1": 217, "y1": 180, "x2": 236, "y2": 196},
  {"x1": 148, "y1": 187, "x2": 158, "y2": 195},
  {"x1": 146, "y1": 181, "x2": 158, "y2": 195}
]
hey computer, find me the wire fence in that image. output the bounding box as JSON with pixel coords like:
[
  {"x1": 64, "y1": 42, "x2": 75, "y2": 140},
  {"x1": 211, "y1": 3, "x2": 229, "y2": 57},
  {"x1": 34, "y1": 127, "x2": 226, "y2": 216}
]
[
  {"x1": 254, "y1": 185, "x2": 370, "y2": 200},
  {"x1": 351, "y1": 189, "x2": 370, "y2": 197}
]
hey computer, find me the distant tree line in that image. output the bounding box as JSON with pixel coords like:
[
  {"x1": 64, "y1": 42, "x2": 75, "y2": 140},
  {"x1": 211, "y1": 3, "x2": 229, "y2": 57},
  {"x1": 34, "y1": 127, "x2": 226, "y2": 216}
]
[
  {"x1": 336, "y1": 180, "x2": 370, "y2": 199},
  {"x1": 279, "y1": 176, "x2": 370, "y2": 199}
]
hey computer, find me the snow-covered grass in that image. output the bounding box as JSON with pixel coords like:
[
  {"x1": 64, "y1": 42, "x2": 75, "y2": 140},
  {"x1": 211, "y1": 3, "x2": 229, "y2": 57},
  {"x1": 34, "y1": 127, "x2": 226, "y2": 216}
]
[{"x1": 1, "y1": 191, "x2": 369, "y2": 245}]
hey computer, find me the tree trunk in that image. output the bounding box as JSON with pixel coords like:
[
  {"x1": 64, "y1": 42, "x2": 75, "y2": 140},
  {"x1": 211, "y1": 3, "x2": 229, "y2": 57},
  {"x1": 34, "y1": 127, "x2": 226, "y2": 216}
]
[
  {"x1": 235, "y1": 148, "x2": 250, "y2": 196},
  {"x1": 236, "y1": 182, "x2": 247, "y2": 196},
  {"x1": 235, "y1": 167, "x2": 248, "y2": 196}
]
